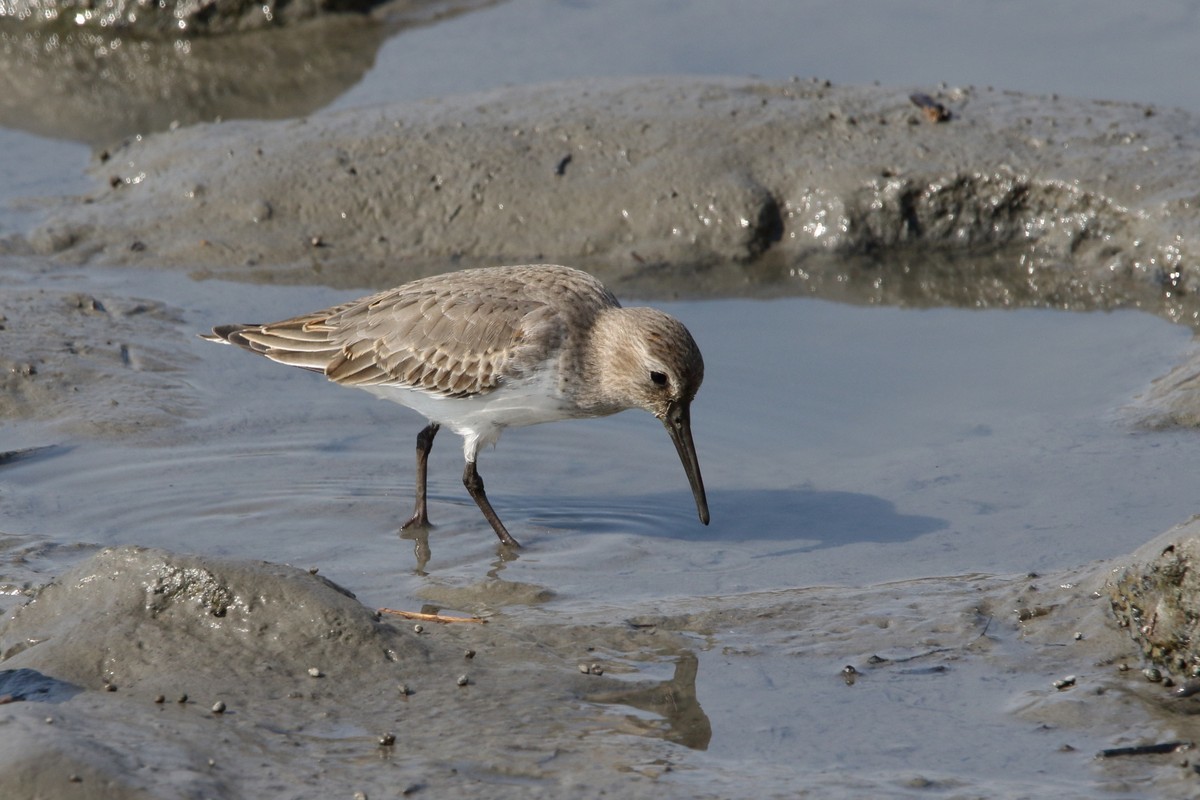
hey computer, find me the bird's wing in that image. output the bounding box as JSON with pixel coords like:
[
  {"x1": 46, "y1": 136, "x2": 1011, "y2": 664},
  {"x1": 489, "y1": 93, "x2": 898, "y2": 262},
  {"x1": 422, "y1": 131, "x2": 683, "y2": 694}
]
[
  {"x1": 212, "y1": 272, "x2": 571, "y2": 398},
  {"x1": 325, "y1": 283, "x2": 555, "y2": 396}
]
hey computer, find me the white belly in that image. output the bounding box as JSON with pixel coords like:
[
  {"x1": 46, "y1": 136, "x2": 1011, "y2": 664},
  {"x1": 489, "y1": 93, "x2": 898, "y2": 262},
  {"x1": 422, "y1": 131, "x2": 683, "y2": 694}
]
[{"x1": 360, "y1": 367, "x2": 578, "y2": 461}]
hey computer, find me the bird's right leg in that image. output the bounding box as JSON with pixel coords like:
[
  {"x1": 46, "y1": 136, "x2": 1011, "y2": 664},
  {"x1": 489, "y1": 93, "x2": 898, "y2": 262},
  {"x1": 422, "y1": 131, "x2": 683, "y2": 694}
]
[
  {"x1": 402, "y1": 423, "x2": 439, "y2": 529},
  {"x1": 462, "y1": 460, "x2": 521, "y2": 548}
]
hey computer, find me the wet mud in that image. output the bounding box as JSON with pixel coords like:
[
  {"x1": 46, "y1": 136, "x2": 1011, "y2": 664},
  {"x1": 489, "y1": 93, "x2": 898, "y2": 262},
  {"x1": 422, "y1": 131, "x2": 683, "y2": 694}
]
[
  {"x1": 8, "y1": 77, "x2": 1200, "y2": 327},
  {"x1": 4, "y1": 69, "x2": 1200, "y2": 797},
  {"x1": 5, "y1": 540, "x2": 1200, "y2": 798}
]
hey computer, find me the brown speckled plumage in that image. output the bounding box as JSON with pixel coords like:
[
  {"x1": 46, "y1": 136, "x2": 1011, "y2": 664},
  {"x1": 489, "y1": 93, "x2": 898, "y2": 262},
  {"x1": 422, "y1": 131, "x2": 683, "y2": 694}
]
[{"x1": 204, "y1": 264, "x2": 707, "y2": 547}]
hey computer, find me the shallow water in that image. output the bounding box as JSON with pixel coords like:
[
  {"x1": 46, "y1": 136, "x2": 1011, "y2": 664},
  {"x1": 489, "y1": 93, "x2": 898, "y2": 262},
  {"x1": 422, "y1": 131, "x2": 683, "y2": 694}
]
[
  {"x1": 2, "y1": 269, "x2": 1196, "y2": 614},
  {"x1": 334, "y1": 0, "x2": 1200, "y2": 114},
  {"x1": 5, "y1": 265, "x2": 1195, "y2": 794}
]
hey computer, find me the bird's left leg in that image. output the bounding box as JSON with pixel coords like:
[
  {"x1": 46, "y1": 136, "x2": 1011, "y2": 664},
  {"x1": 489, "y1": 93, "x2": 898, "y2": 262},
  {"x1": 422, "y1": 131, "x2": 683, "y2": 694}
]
[{"x1": 403, "y1": 423, "x2": 439, "y2": 529}]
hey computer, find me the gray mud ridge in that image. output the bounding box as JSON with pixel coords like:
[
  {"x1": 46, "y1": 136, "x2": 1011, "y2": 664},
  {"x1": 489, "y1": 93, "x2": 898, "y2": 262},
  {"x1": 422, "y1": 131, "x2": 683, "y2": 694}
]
[
  {"x1": 5, "y1": 544, "x2": 1200, "y2": 797},
  {"x1": 11, "y1": 76, "x2": 1200, "y2": 437},
  {"x1": 15, "y1": 77, "x2": 1200, "y2": 320}
]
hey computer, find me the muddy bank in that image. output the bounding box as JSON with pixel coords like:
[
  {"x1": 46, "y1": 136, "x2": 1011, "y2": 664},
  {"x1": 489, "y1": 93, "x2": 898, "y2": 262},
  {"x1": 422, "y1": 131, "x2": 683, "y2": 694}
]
[
  {"x1": 4, "y1": 542, "x2": 1200, "y2": 797},
  {"x1": 1128, "y1": 347, "x2": 1200, "y2": 430},
  {"x1": 0, "y1": 0, "x2": 490, "y2": 37},
  {"x1": 0, "y1": 0, "x2": 497, "y2": 146},
  {"x1": 8, "y1": 76, "x2": 1200, "y2": 438},
  {"x1": 11, "y1": 77, "x2": 1200, "y2": 321},
  {"x1": 0, "y1": 545, "x2": 697, "y2": 799}
]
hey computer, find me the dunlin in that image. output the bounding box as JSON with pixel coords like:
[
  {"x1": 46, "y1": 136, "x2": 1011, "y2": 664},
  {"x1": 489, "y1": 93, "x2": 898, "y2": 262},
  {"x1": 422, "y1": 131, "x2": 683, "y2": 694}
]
[{"x1": 203, "y1": 264, "x2": 708, "y2": 547}]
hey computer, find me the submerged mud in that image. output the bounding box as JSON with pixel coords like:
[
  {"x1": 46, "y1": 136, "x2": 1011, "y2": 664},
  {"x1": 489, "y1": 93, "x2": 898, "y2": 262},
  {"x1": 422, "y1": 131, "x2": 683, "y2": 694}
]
[{"x1": 0, "y1": 276, "x2": 196, "y2": 435}]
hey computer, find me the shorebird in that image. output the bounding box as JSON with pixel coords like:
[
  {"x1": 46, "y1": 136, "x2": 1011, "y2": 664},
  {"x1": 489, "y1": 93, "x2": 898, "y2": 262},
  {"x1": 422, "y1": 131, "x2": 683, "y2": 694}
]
[{"x1": 202, "y1": 264, "x2": 708, "y2": 547}]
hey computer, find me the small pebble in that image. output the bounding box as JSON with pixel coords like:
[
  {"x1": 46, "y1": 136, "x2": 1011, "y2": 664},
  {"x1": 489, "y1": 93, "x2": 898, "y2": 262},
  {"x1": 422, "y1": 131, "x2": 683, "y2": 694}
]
[
  {"x1": 413, "y1": 624, "x2": 424, "y2": 634},
  {"x1": 456, "y1": 674, "x2": 469, "y2": 687},
  {"x1": 308, "y1": 667, "x2": 323, "y2": 678},
  {"x1": 1144, "y1": 667, "x2": 1164, "y2": 683},
  {"x1": 1053, "y1": 675, "x2": 1076, "y2": 690},
  {"x1": 68, "y1": 774, "x2": 82, "y2": 783},
  {"x1": 379, "y1": 732, "x2": 396, "y2": 747},
  {"x1": 45, "y1": 717, "x2": 54, "y2": 724},
  {"x1": 1073, "y1": 632, "x2": 1084, "y2": 641},
  {"x1": 211, "y1": 701, "x2": 226, "y2": 714},
  {"x1": 177, "y1": 693, "x2": 189, "y2": 704},
  {"x1": 353, "y1": 793, "x2": 368, "y2": 800},
  {"x1": 104, "y1": 683, "x2": 117, "y2": 692},
  {"x1": 154, "y1": 694, "x2": 165, "y2": 704},
  {"x1": 590, "y1": 663, "x2": 604, "y2": 676},
  {"x1": 578, "y1": 663, "x2": 590, "y2": 674},
  {"x1": 398, "y1": 683, "x2": 412, "y2": 697},
  {"x1": 464, "y1": 649, "x2": 476, "y2": 660}
]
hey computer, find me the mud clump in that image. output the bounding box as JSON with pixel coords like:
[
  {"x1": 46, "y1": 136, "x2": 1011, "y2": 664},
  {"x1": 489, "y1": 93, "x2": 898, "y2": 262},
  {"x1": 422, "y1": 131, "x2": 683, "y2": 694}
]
[
  {"x1": 0, "y1": 546, "x2": 706, "y2": 799},
  {"x1": 0, "y1": 546, "x2": 418, "y2": 692},
  {"x1": 1109, "y1": 519, "x2": 1200, "y2": 678}
]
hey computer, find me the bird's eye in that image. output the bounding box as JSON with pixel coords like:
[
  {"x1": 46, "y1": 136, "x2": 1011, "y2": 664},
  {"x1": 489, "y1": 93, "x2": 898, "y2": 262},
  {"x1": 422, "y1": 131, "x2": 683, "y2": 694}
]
[{"x1": 650, "y1": 371, "x2": 668, "y2": 387}]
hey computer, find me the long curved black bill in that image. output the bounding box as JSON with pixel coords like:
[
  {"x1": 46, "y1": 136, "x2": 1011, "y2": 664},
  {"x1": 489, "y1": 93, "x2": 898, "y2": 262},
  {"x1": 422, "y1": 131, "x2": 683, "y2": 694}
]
[{"x1": 663, "y1": 400, "x2": 709, "y2": 525}]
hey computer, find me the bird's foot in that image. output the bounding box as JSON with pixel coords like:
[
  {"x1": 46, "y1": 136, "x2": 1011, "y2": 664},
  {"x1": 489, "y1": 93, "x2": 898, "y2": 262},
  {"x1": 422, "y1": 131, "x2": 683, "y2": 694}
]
[
  {"x1": 495, "y1": 531, "x2": 521, "y2": 548},
  {"x1": 401, "y1": 513, "x2": 431, "y2": 531}
]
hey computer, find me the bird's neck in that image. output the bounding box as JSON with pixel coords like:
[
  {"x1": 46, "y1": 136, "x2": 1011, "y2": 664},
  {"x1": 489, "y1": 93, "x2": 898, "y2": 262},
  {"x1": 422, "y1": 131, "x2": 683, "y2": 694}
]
[{"x1": 570, "y1": 308, "x2": 641, "y2": 416}]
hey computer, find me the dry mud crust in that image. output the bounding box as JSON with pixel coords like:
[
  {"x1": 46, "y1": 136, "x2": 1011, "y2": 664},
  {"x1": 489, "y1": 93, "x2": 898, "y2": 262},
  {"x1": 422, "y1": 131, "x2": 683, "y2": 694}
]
[{"x1": 21, "y1": 77, "x2": 1200, "y2": 309}]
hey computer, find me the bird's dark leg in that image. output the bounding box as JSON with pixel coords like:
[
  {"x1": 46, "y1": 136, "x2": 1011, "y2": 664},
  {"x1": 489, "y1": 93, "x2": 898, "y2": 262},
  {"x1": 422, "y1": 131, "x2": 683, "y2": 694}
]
[
  {"x1": 402, "y1": 423, "x2": 439, "y2": 530},
  {"x1": 462, "y1": 460, "x2": 521, "y2": 548}
]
